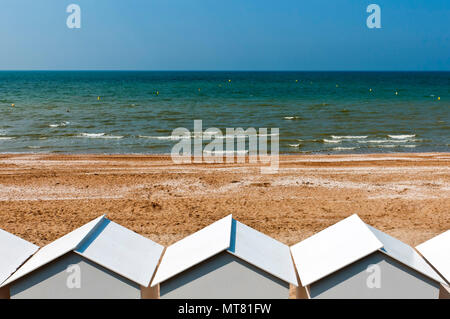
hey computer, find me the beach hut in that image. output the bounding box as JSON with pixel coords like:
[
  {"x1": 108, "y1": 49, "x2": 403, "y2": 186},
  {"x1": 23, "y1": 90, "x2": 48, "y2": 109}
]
[
  {"x1": 416, "y1": 230, "x2": 450, "y2": 299},
  {"x1": 151, "y1": 214, "x2": 298, "y2": 299},
  {"x1": 0, "y1": 215, "x2": 164, "y2": 299},
  {"x1": 290, "y1": 214, "x2": 445, "y2": 299},
  {"x1": 0, "y1": 228, "x2": 38, "y2": 298}
]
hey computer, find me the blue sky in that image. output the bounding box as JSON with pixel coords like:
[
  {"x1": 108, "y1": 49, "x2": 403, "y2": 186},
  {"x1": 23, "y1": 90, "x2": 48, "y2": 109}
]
[{"x1": 0, "y1": 0, "x2": 448, "y2": 70}]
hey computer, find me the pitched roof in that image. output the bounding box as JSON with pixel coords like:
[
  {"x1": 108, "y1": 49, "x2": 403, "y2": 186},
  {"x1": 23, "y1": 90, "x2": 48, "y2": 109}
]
[
  {"x1": 151, "y1": 215, "x2": 232, "y2": 286},
  {"x1": 1, "y1": 215, "x2": 164, "y2": 287},
  {"x1": 367, "y1": 225, "x2": 444, "y2": 284},
  {"x1": 291, "y1": 214, "x2": 445, "y2": 287},
  {"x1": 1, "y1": 215, "x2": 104, "y2": 287},
  {"x1": 229, "y1": 218, "x2": 297, "y2": 286},
  {"x1": 290, "y1": 214, "x2": 383, "y2": 287},
  {"x1": 151, "y1": 215, "x2": 297, "y2": 286},
  {"x1": 0, "y1": 229, "x2": 38, "y2": 285},
  {"x1": 75, "y1": 218, "x2": 164, "y2": 287},
  {"x1": 416, "y1": 230, "x2": 450, "y2": 284}
]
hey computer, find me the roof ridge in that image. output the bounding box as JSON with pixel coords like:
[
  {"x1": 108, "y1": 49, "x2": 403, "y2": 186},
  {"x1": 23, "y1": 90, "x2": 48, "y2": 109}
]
[
  {"x1": 416, "y1": 230, "x2": 450, "y2": 284},
  {"x1": 75, "y1": 215, "x2": 108, "y2": 253},
  {"x1": 290, "y1": 214, "x2": 384, "y2": 286},
  {"x1": 151, "y1": 215, "x2": 233, "y2": 286},
  {"x1": 0, "y1": 215, "x2": 105, "y2": 287},
  {"x1": 0, "y1": 228, "x2": 39, "y2": 285},
  {"x1": 365, "y1": 224, "x2": 445, "y2": 284},
  {"x1": 226, "y1": 219, "x2": 298, "y2": 286},
  {"x1": 75, "y1": 219, "x2": 164, "y2": 287}
]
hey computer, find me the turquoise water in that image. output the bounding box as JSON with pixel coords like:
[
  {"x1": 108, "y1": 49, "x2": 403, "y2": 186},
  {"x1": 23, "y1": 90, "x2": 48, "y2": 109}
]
[{"x1": 0, "y1": 71, "x2": 448, "y2": 154}]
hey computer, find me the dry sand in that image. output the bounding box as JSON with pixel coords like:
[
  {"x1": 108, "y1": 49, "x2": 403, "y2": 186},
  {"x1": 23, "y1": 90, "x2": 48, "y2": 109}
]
[{"x1": 0, "y1": 153, "x2": 448, "y2": 248}]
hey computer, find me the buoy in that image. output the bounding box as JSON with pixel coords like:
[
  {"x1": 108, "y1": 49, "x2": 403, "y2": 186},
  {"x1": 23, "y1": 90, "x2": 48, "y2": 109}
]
[
  {"x1": 438, "y1": 96, "x2": 440, "y2": 100},
  {"x1": 295, "y1": 80, "x2": 298, "y2": 83},
  {"x1": 369, "y1": 88, "x2": 372, "y2": 92},
  {"x1": 228, "y1": 79, "x2": 231, "y2": 83},
  {"x1": 97, "y1": 96, "x2": 101, "y2": 100},
  {"x1": 156, "y1": 91, "x2": 159, "y2": 95},
  {"x1": 395, "y1": 91, "x2": 398, "y2": 95},
  {"x1": 11, "y1": 103, "x2": 15, "y2": 107}
]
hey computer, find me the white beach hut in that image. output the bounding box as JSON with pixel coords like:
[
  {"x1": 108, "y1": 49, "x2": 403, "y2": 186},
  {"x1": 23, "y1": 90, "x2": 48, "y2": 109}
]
[
  {"x1": 291, "y1": 214, "x2": 445, "y2": 299},
  {"x1": 0, "y1": 215, "x2": 164, "y2": 299},
  {"x1": 416, "y1": 230, "x2": 450, "y2": 299},
  {"x1": 151, "y1": 214, "x2": 298, "y2": 299},
  {"x1": 0, "y1": 228, "x2": 38, "y2": 298}
]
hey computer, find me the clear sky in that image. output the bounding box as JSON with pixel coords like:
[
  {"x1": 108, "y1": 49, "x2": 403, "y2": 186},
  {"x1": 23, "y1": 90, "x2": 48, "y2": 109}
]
[{"x1": 0, "y1": 0, "x2": 449, "y2": 70}]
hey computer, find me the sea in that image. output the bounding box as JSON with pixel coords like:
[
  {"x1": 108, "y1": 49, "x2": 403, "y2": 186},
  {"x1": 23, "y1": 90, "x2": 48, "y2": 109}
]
[{"x1": 0, "y1": 71, "x2": 448, "y2": 154}]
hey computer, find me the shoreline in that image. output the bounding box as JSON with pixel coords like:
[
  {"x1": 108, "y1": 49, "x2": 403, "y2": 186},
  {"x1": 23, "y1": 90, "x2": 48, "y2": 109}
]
[
  {"x1": 0, "y1": 150, "x2": 447, "y2": 156},
  {"x1": 0, "y1": 151, "x2": 449, "y2": 158},
  {"x1": 0, "y1": 152, "x2": 448, "y2": 250}
]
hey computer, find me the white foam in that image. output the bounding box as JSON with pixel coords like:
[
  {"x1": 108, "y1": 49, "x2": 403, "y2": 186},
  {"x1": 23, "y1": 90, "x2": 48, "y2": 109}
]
[
  {"x1": 138, "y1": 135, "x2": 190, "y2": 140},
  {"x1": 331, "y1": 135, "x2": 368, "y2": 139},
  {"x1": 323, "y1": 139, "x2": 341, "y2": 143},
  {"x1": 0, "y1": 137, "x2": 15, "y2": 140},
  {"x1": 80, "y1": 133, "x2": 105, "y2": 137},
  {"x1": 388, "y1": 134, "x2": 416, "y2": 139},
  {"x1": 139, "y1": 132, "x2": 278, "y2": 140},
  {"x1": 78, "y1": 133, "x2": 123, "y2": 139},
  {"x1": 49, "y1": 121, "x2": 69, "y2": 128},
  {"x1": 360, "y1": 139, "x2": 412, "y2": 144},
  {"x1": 284, "y1": 116, "x2": 300, "y2": 120},
  {"x1": 289, "y1": 144, "x2": 300, "y2": 147},
  {"x1": 99, "y1": 135, "x2": 123, "y2": 139},
  {"x1": 358, "y1": 139, "x2": 388, "y2": 144}
]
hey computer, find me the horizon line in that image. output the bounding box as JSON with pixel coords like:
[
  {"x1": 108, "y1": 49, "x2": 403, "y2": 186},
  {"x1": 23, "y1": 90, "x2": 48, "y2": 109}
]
[{"x1": 0, "y1": 70, "x2": 449, "y2": 72}]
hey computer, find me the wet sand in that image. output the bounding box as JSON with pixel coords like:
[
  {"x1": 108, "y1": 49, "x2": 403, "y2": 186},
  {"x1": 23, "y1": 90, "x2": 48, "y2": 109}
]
[{"x1": 0, "y1": 153, "x2": 448, "y2": 248}]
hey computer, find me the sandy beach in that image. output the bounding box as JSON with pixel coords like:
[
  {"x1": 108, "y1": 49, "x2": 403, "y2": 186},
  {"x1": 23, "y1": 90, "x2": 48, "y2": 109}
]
[{"x1": 0, "y1": 152, "x2": 448, "y2": 249}]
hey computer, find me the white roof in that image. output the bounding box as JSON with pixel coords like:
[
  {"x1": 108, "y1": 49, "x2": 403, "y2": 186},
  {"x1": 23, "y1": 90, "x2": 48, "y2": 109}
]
[
  {"x1": 152, "y1": 215, "x2": 297, "y2": 286},
  {"x1": 1, "y1": 215, "x2": 163, "y2": 287},
  {"x1": 290, "y1": 214, "x2": 383, "y2": 286},
  {"x1": 416, "y1": 230, "x2": 450, "y2": 284},
  {"x1": 151, "y1": 215, "x2": 233, "y2": 286},
  {"x1": 75, "y1": 218, "x2": 164, "y2": 287},
  {"x1": 229, "y1": 218, "x2": 297, "y2": 285},
  {"x1": 0, "y1": 229, "x2": 38, "y2": 285},
  {"x1": 291, "y1": 214, "x2": 446, "y2": 287},
  {"x1": 1, "y1": 215, "x2": 104, "y2": 287},
  {"x1": 367, "y1": 225, "x2": 445, "y2": 284}
]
